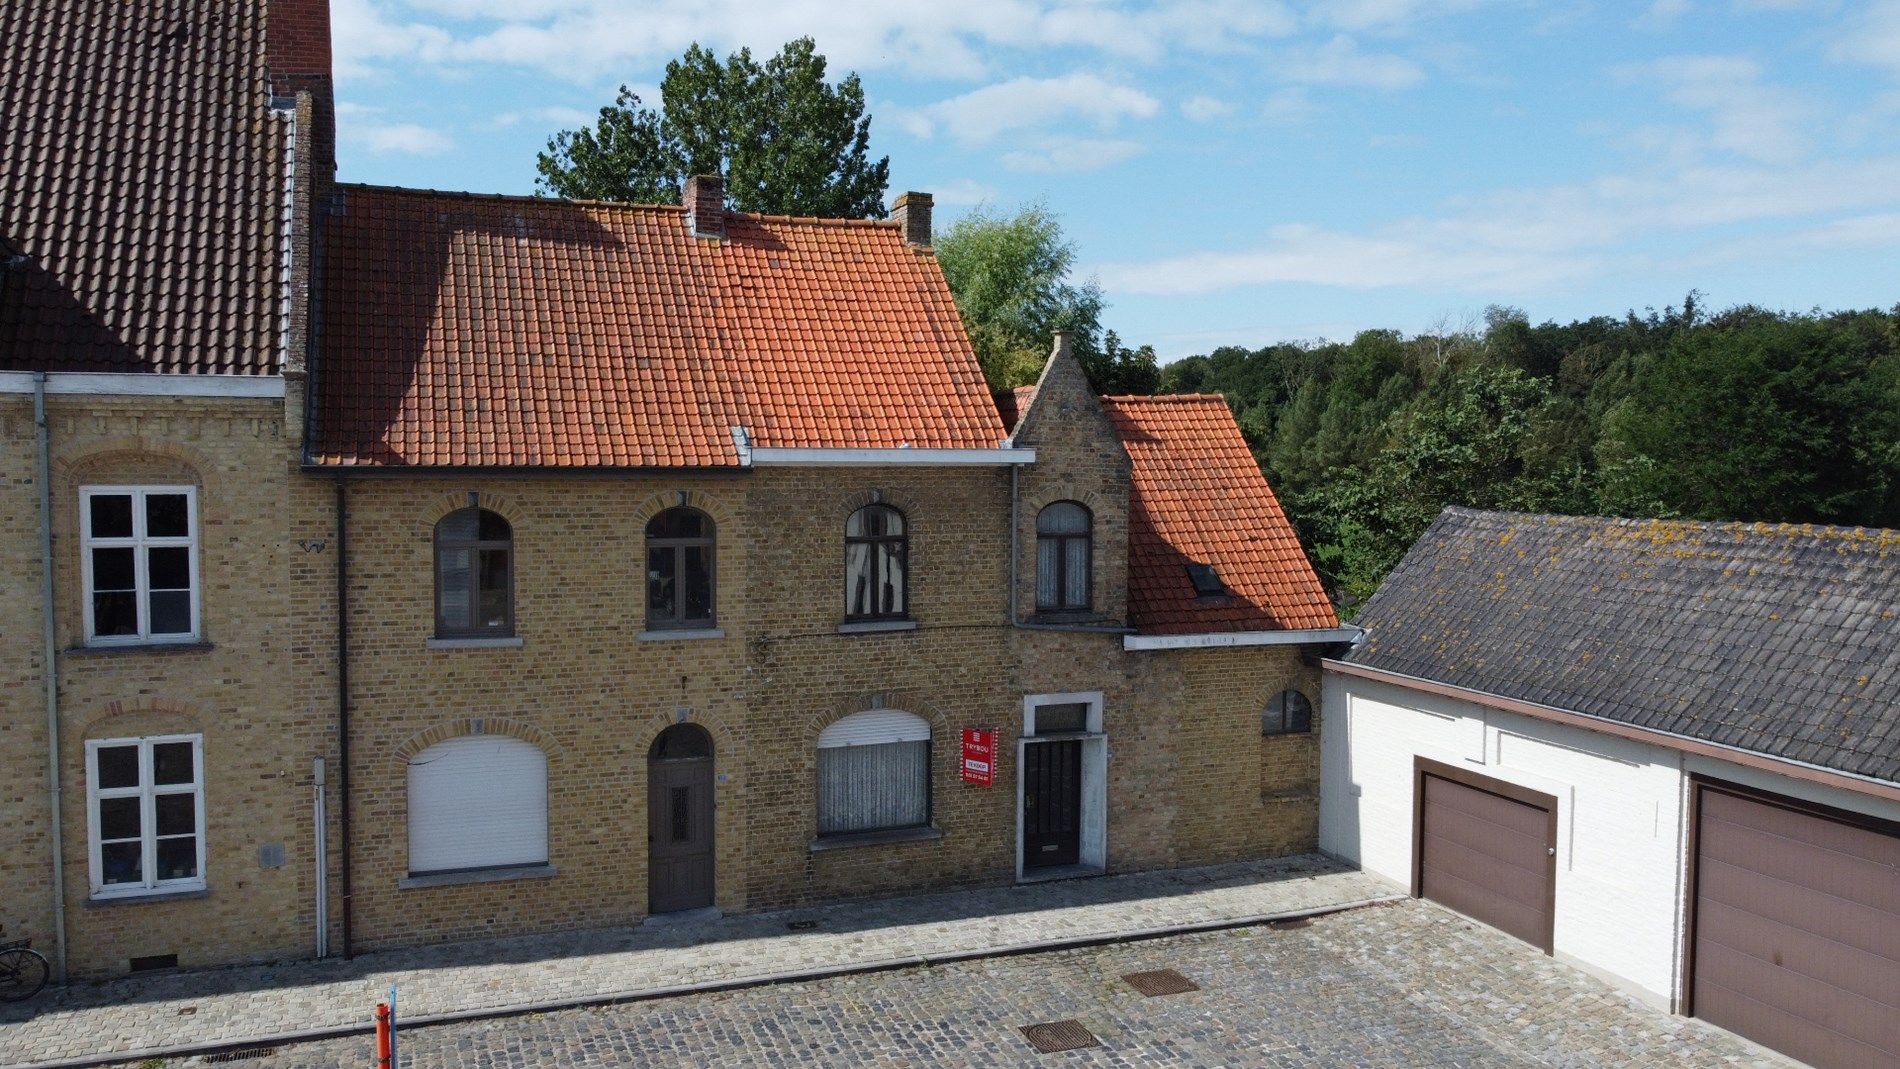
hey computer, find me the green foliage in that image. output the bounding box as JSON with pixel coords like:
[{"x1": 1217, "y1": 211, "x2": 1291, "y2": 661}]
[
  {"x1": 933, "y1": 202, "x2": 1160, "y2": 393},
  {"x1": 536, "y1": 38, "x2": 889, "y2": 218},
  {"x1": 1164, "y1": 298, "x2": 1900, "y2": 611}
]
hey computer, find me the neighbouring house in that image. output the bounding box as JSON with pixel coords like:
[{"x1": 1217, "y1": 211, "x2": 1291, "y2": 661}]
[
  {"x1": 0, "y1": 0, "x2": 335, "y2": 978},
  {"x1": 1, "y1": 0, "x2": 1350, "y2": 977},
  {"x1": 1320, "y1": 507, "x2": 1900, "y2": 1069}
]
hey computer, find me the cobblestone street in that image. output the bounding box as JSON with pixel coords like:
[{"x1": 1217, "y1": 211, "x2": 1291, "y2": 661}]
[{"x1": 235, "y1": 900, "x2": 1784, "y2": 1069}]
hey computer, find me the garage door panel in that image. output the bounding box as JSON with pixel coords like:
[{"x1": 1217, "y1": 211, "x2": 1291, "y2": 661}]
[
  {"x1": 1423, "y1": 775, "x2": 1548, "y2": 838},
  {"x1": 1697, "y1": 856, "x2": 1900, "y2": 961},
  {"x1": 1415, "y1": 768, "x2": 1553, "y2": 953},
  {"x1": 1692, "y1": 784, "x2": 1900, "y2": 1069},
  {"x1": 1419, "y1": 830, "x2": 1549, "y2": 910},
  {"x1": 1696, "y1": 899, "x2": 1900, "y2": 1014},
  {"x1": 1693, "y1": 969, "x2": 1899, "y2": 1069},
  {"x1": 1700, "y1": 809, "x2": 1900, "y2": 915}
]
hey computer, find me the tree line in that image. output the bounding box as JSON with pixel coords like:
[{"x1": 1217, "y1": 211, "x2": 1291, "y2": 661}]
[{"x1": 534, "y1": 38, "x2": 1900, "y2": 611}]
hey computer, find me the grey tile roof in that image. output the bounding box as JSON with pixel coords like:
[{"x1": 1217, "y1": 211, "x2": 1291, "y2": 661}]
[{"x1": 1344, "y1": 506, "x2": 1900, "y2": 784}]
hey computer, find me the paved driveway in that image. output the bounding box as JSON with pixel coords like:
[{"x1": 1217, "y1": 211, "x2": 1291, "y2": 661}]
[{"x1": 237, "y1": 900, "x2": 1786, "y2": 1069}]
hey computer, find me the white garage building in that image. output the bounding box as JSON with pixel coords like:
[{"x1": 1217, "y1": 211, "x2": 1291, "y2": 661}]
[{"x1": 1320, "y1": 508, "x2": 1900, "y2": 1069}]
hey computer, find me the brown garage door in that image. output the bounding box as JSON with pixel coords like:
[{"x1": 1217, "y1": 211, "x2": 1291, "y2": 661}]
[
  {"x1": 1688, "y1": 781, "x2": 1900, "y2": 1069},
  {"x1": 1413, "y1": 758, "x2": 1557, "y2": 953}
]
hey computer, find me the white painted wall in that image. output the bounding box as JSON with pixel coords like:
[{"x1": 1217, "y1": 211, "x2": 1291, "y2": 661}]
[{"x1": 1320, "y1": 669, "x2": 1900, "y2": 1010}]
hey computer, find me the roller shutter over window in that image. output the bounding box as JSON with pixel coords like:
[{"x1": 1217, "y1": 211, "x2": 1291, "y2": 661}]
[
  {"x1": 817, "y1": 711, "x2": 930, "y2": 836},
  {"x1": 407, "y1": 735, "x2": 547, "y2": 874}
]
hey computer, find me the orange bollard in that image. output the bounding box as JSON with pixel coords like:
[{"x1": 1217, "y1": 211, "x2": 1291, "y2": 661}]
[{"x1": 375, "y1": 1002, "x2": 392, "y2": 1069}]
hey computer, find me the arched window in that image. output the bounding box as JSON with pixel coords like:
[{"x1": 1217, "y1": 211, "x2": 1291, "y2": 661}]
[
  {"x1": 817, "y1": 711, "x2": 930, "y2": 836},
  {"x1": 435, "y1": 508, "x2": 513, "y2": 638},
  {"x1": 646, "y1": 508, "x2": 715, "y2": 629},
  {"x1": 1264, "y1": 689, "x2": 1314, "y2": 736},
  {"x1": 407, "y1": 735, "x2": 548, "y2": 875},
  {"x1": 844, "y1": 505, "x2": 908, "y2": 621},
  {"x1": 1036, "y1": 501, "x2": 1092, "y2": 611}
]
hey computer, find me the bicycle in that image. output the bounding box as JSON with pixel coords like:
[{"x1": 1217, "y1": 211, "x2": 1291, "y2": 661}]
[{"x1": 0, "y1": 939, "x2": 50, "y2": 1002}]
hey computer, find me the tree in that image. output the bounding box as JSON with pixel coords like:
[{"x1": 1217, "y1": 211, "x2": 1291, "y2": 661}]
[{"x1": 536, "y1": 38, "x2": 889, "y2": 218}]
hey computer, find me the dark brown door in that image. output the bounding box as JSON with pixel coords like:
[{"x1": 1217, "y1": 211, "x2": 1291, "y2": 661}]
[
  {"x1": 1413, "y1": 759, "x2": 1556, "y2": 953},
  {"x1": 647, "y1": 725, "x2": 714, "y2": 914},
  {"x1": 1023, "y1": 740, "x2": 1082, "y2": 869},
  {"x1": 1688, "y1": 782, "x2": 1900, "y2": 1069}
]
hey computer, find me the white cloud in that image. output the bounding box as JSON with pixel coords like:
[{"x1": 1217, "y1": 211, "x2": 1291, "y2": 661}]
[
  {"x1": 1275, "y1": 36, "x2": 1423, "y2": 89},
  {"x1": 1261, "y1": 87, "x2": 1321, "y2": 124},
  {"x1": 350, "y1": 121, "x2": 457, "y2": 155},
  {"x1": 1620, "y1": 55, "x2": 1818, "y2": 163},
  {"x1": 1633, "y1": 0, "x2": 1693, "y2": 31},
  {"x1": 998, "y1": 135, "x2": 1145, "y2": 173},
  {"x1": 923, "y1": 178, "x2": 1003, "y2": 206},
  {"x1": 1181, "y1": 95, "x2": 1233, "y2": 122},
  {"x1": 1308, "y1": 0, "x2": 1506, "y2": 33},
  {"x1": 491, "y1": 105, "x2": 595, "y2": 129},
  {"x1": 331, "y1": 0, "x2": 455, "y2": 81},
  {"x1": 1094, "y1": 154, "x2": 1900, "y2": 296},
  {"x1": 1832, "y1": 1, "x2": 1900, "y2": 77},
  {"x1": 900, "y1": 74, "x2": 1160, "y2": 144}
]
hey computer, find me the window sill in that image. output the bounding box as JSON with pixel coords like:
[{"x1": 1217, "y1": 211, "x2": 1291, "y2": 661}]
[
  {"x1": 86, "y1": 886, "x2": 209, "y2": 907},
  {"x1": 809, "y1": 826, "x2": 942, "y2": 853},
  {"x1": 67, "y1": 640, "x2": 213, "y2": 657},
  {"x1": 426, "y1": 636, "x2": 524, "y2": 649},
  {"x1": 836, "y1": 619, "x2": 919, "y2": 635},
  {"x1": 399, "y1": 863, "x2": 556, "y2": 890},
  {"x1": 637, "y1": 628, "x2": 726, "y2": 642}
]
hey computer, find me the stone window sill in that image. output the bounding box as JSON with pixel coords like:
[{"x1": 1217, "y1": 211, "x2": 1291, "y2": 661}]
[
  {"x1": 426, "y1": 636, "x2": 524, "y2": 649},
  {"x1": 808, "y1": 826, "x2": 942, "y2": 853},
  {"x1": 836, "y1": 619, "x2": 919, "y2": 635},
  {"x1": 67, "y1": 640, "x2": 213, "y2": 657},
  {"x1": 86, "y1": 886, "x2": 210, "y2": 907},
  {"x1": 399, "y1": 863, "x2": 556, "y2": 890},
  {"x1": 637, "y1": 628, "x2": 726, "y2": 642}
]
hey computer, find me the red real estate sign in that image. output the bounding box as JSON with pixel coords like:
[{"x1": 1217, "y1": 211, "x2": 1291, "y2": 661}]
[{"x1": 961, "y1": 728, "x2": 997, "y2": 786}]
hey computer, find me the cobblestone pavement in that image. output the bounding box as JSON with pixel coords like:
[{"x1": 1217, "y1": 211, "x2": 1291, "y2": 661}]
[
  {"x1": 1, "y1": 855, "x2": 1395, "y2": 1068},
  {"x1": 234, "y1": 900, "x2": 1788, "y2": 1069}
]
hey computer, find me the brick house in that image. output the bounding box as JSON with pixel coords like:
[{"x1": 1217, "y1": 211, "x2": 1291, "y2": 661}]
[{"x1": 2, "y1": 0, "x2": 1349, "y2": 976}]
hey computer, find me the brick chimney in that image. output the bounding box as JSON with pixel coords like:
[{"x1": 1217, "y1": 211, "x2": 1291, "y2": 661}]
[
  {"x1": 891, "y1": 192, "x2": 932, "y2": 248},
  {"x1": 267, "y1": 0, "x2": 335, "y2": 185},
  {"x1": 684, "y1": 175, "x2": 725, "y2": 239}
]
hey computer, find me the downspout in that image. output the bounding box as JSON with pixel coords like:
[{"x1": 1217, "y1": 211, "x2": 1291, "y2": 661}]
[
  {"x1": 334, "y1": 474, "x2": 353, "y2": 958},
  {"x1": 34, "y1": 372, "x2": 68, "y2": 984}
]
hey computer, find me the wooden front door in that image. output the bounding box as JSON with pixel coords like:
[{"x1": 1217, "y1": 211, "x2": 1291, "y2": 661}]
[
  {"x1": 1023, "y1": 739, "x2": 1083, "y2": 869},
  {"x1": 647, "y1": 725, "x2": 714, "y2": 914}
]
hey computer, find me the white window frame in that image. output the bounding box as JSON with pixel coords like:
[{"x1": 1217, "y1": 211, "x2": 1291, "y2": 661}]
[
  {"x1": 1021, "y1": 690, "x2": 1105, "y2": 736},
  {"x1": 85, "y1": 734, "x2": 207, "y2": 899},
  {"x1": 79, "y1": 485, "x2": 201, "y2": 645}
]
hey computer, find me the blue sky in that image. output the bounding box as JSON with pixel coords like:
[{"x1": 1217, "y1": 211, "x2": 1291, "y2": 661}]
[{"x1": 332, "y1": 0, "x2": 1900, "y2": 360}]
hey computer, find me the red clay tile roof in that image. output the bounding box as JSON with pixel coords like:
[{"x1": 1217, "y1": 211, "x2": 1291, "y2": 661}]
[
  {"x1": 1103, "y1": 395, "x2": 1337, "y2": 634},
  {"x1": 1, "y1": 0, "x2": 287, "y2": 375},
  {"x1": 310, "y1": 185, "x2": 1006, "y2": 467},
  {"x1": 994, "y1": 386, "x2": 1038, "y2": 434}
]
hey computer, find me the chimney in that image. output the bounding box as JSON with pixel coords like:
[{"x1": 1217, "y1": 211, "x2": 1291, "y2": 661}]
[
  {"x1": 267, "y1": 0, "x2": 335, "y2": 185},
  {"x1": 890, "y1": 191, "x2": 932, "y2": 248},
  {"x1": 684, "y1": 175, "x2": 725, "y2": 239}
]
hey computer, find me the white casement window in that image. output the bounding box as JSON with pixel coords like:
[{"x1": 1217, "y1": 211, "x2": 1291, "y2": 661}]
[
  {"x1": 816, "y1": 710, "x2": 930, "y2": 836},
  {"x1": 80, "y1": 486, "x2": 199, "y2": 644},
  {"x1": 407, "y1": 735, "x2": 548, "y2": 875},
  {"x1": 86, "y1": 735, "x2": 207, "y2": 898}
]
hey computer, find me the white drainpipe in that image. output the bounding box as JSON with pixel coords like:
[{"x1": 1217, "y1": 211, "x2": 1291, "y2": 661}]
[
  {"x1": 34, "y1": 372, "x2": 68, "y2": 983},
  {"x1": 313, "y1": 757, "x2": 328, "y2": 958}
]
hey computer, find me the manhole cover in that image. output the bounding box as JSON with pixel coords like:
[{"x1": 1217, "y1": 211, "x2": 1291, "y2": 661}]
[
  {"x1": 1122, "y1": 968, "x2": 1199, "y2": 996},
  {"x1": 202, "y1": 1046, "x2": 277, "y2": 1062},
  {"x1": 1020, "y1": 1019, "x2": 1100, "y2": 1054}
]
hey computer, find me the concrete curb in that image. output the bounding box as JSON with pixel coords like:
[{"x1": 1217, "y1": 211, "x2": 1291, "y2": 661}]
[{"x1": 5, "y1": 894, "x2": 1404, "y2": 1069}]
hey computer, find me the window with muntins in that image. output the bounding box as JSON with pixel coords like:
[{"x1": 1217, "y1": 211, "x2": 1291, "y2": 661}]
[
  {"x1": 646, "y1": 507, "x2": 715, "y2": 629},
  {"x1": 1035, "y1": 501, "x2": 1092, "y2": 611},
  {"x1": 87, "y1": 735, "x2": 205, "y2": 898},
  {"x1": 81, "y1": 486, "x2": 198, "y2": 644},
  {"x1": 407, "y1": 735, "x2": 548, "y2": 875},
  {"x1": 816, "y1": 710, "x2": 930, "y2": 835},
  {"x1": 1264, "y1": 689, "x2": 1314, "y2": 735},
  {"x1": 435, "y1": 508, "x2": 513, "y2": 637},
  {"x1": 844, "y1": 505, "x2": 908, "y2": 620}
]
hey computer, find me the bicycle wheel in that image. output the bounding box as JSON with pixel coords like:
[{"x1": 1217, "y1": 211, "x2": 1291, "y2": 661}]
[{"x1": 0, "y1": 947, "x2": 49, "y2": 1002}]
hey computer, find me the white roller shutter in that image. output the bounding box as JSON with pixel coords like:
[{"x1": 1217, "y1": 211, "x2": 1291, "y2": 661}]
[
  {"x1": 407, "y1": 735, "x2": 547, "y2": 874},
  {"x1": 818, "y1": 710, "x2": 930, "y2": 748}
]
